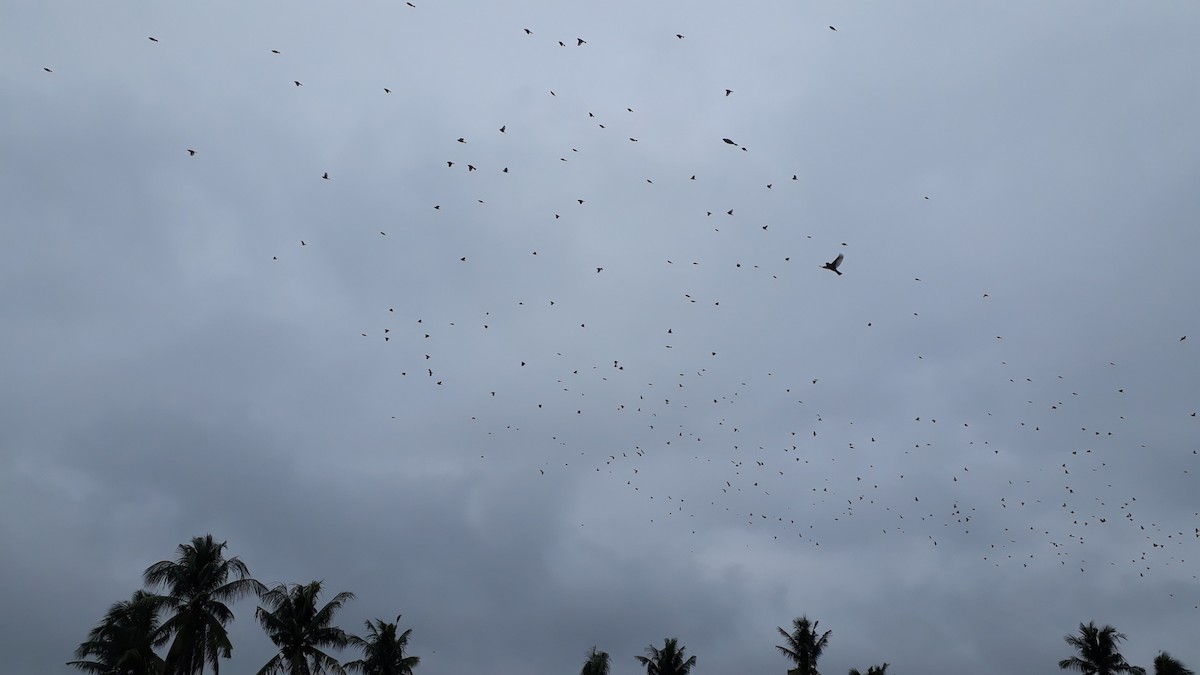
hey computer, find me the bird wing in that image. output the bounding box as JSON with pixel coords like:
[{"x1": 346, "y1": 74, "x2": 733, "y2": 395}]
[{"x1": 831, "y1": 253, "x2": 843, "y2": 268}]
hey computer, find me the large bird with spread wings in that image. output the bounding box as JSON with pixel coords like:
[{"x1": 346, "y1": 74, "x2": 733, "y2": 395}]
[{"x1": 822, "y1": 253, "x2": 844, "y2": 275}]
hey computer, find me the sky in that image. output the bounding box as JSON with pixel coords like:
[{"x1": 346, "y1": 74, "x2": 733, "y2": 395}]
[{"x1": 3, "y1": 1, "x2": 1199, "y2": 674}]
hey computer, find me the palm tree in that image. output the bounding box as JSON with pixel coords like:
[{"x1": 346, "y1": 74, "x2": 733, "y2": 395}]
[
  {"x1": 848, "y1": 665, "x2": 889, "y2": 675},
  {"x1": 1059, "y1": 622, "x2": 1146, "y2": 675},
  {"x1": 255, "y1": 581, "x2": 354, "y2": 675},
  {"x1": 1154, "y1": 653, "x2": 1194, "y2": 675},
  {"x1": 635, "y1": 638, "x2": 696, "y2": 675},
  {"x1": 143, "y1": 534, "x2": 266, "y2": 675},
  {"x1": 580, "y1": 647, "x2": 610, "y2": 675},
  {"x1": 68, "y1": 590, "x2": 170, "y2": 675},
  {"x1": 344, "y1": 617, "x2": 420, "y2": 675},
  {"x1": 776, "y1": 616, "x2": 832, "y2": 675}
]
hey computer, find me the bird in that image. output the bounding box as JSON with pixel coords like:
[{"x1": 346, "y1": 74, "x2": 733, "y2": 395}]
[
  {"x1": 829, "y1": 25, "x2": 837, "y2": 31},
  {"x1": 293, "y1": 80, "x2": 302, "y2": 86},
  {"x1": 676, "y1": 34, "x2": 685, "y2": 39},
  {"x1": 384, "y1": 88, "x2": 391, "y2": 93},
  {"x1": 148, "y1": 37, "x2": 158, "y2": 42},
  {"x1": 725, "y1": 89, "x2": 733, "y2": 96},
  {"x1": 577, "y1": 38, "x2": 586, "y2": 46},
  {"x1": 43, "y1": 67, "x2": 53, "y2": 72},
  {"x1": 722, "y1": 138, "x2": 737, "y2": 146},
  {"x1": 524, "y1": 28, "x2": 532, "y2": 34},
  {"x1": 187, "y1": 149, "x2": 196, "y2": 156},
  {"x1": 457, "y1": 137, "x2": 466, "y2": 143},
  {"x1": 322, "y1": 172, "x2": 329, "y2": 179},
  {"x1": 271, "y1": 49, "x2": 280, "y2": 54},
  {"x1": 499, "y1": 125, "x2": 506, "y2": 132},
  {"x1": 822, "y1": 253, "x2": 844, "y2": 275}
]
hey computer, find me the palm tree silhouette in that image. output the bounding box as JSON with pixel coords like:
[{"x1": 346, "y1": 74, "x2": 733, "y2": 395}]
[
  {"x1": 1058, "y1": 622, "x2": 1146, "y2": 675},
  {"x1": 776, "y1": 616, "x2": 831, "y2": 675},
  {"x1": 1154, "y1": 653, "x2": 1194, "y2": 675},
  {"x1": 635, "y1": 638, "x2": 697, "y2": 675},
  {"x1": 581, "y1": 647, "x2": 611, "y2": 675},
  {"x1": 255, "y1": 581, "x2": 354, "y2": 675},
  {"x1": 848, "y1": 665, "x2": 889, "y2": 675},
  {"x1": 143, "y1": 535, "x2": 266, "y2": 675},
  {"x1": 345, "y1": 617, "x2": 421, "y2": 675},
  {"x1": 68, "y1": 590, "x2": 170, "y2": 675}
]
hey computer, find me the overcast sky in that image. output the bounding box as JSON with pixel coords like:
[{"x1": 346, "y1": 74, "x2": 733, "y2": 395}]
[{"x1": 3, "y1": 2, "x2": 1199, "y2": 674}]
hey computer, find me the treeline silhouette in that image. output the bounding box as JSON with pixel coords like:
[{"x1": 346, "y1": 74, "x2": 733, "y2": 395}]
[{"x1": 69, "y1": 535, "x2": 1193, "y2": 675}]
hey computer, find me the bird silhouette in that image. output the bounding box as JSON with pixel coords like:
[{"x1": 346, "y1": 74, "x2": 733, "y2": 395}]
[
  {"x1": 322, "y1": 172, "x2": 329, "y2": 179},
  {"x1": 822, "y1": 253, "x2": 844, "y2": 275},
  {"x1": 187, "y1": 149, "x2": 196, "y2": 156}
]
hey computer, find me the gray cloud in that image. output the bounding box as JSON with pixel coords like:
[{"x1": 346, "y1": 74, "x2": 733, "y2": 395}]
[{"x1": 3, "y1": 2, "x2": 1199, "y2": 675}]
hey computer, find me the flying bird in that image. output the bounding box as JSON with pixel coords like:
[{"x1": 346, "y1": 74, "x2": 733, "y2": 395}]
[
  {"x1": 829, "y1": 25, "x2": 837, "y2": 31},
  {"x1": 524, "y1": 28, "x2": 532, "y2": 34},
  {"x1": 577, "y1": 38, "x2": 586, "y2": 46},
  {"x1": 722, "y1": 138, "x2": 738, "y2": 146},
  {"x1": 499, "y1": 125, "x2": 506, "y2": 132},
  {"x1": 294, "y1": 80, "x2": 302, "y2": 86},
  {"x1": 822, "y1": 253, "x2": 844, "y2": 275},
  {"x1": 148, "y1": 37, "x2": 158, "y2": 42},
  {"x1": 725, "y1": 89, "x2": 733, "y2": 96},
  {"x1": 322, "y1": 172, "x2": 329, "y2": 179},
  {"x1": 186, "y1": 149, "x2": 196, "y2": 156},
  {"x1": 676, "y1": 34, "x2": 685, "y2": 39}
]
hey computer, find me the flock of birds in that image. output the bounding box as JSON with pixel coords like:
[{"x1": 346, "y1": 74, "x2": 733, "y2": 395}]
[{"x1": 38, "y1": 6, "x2": 1197, "y2": 604}]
